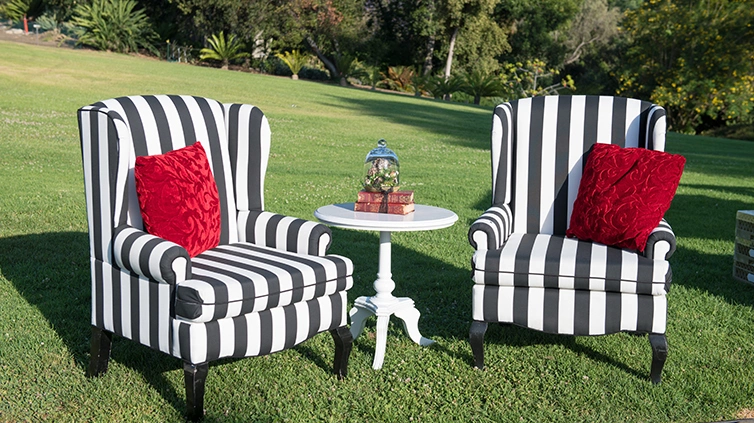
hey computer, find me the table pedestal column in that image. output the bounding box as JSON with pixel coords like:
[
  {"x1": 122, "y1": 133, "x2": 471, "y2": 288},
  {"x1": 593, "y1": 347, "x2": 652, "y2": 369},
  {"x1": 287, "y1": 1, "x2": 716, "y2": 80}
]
[{"x1": 349, "y1": 231, "x2": 434, "y2": 370}]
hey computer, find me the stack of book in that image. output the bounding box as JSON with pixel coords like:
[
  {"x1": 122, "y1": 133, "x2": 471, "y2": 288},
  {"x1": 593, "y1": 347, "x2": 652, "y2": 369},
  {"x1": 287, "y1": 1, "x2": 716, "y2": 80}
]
[{"x1": 355, "y1": 190, "x2": 415, "y2": 215}]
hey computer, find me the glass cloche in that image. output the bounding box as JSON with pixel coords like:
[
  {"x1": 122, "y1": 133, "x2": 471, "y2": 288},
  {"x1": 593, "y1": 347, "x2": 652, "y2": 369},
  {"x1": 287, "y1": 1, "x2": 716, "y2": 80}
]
[{"x1": 363, "y1": 139, "x2": 400, "y2": 193}]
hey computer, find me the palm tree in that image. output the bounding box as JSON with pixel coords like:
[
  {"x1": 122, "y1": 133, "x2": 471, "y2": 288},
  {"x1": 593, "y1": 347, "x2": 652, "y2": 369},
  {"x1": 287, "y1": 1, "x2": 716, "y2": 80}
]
[
  {"x1": 461, "y1": 70, "x2": 504, "y2": 105},
  {"x1": 275, "y1": 50, "x2": 309, "y2": 80},
  {"x1": 199, "y1": 32, "x2": 249, "y2": 70},
  {"x1": 424, "y1": 74, "x2": 465, "y2": 101}
]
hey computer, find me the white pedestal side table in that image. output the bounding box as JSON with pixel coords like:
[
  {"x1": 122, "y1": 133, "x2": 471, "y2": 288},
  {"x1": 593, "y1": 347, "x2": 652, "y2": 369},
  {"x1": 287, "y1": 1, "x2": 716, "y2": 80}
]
[{"x1": 314, "y1": 203, "x2": 458, "y2": 369}]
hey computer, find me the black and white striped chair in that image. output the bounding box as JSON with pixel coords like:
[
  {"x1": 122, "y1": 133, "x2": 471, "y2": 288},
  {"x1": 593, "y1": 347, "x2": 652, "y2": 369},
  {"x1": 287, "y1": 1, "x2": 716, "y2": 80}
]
[
  {"x1": 469, "y1": 95, "x2": 674, "y2": 384},
  {"x1": 77, "y1": 95, "x2": 354, "y2": 420}
]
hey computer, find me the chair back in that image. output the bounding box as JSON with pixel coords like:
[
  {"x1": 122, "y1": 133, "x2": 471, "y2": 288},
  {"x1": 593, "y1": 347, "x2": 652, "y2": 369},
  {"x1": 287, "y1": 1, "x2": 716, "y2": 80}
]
[
  {"x1": 77, "y1": 95, "x2": 270, "y2": 262},
  {"x1": 490, "y1": 95, "x2": 666, "y2": 236}
]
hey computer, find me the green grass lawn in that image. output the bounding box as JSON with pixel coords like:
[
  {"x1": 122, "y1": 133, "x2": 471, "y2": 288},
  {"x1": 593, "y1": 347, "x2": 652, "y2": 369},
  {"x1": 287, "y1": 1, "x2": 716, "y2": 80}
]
[{"x1": 1, "y1": 40, "x2": 753, "y2": 422}]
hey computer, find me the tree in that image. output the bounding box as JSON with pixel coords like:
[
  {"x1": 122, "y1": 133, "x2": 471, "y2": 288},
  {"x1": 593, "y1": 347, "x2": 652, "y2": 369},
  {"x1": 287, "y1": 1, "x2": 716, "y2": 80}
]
[
  {"x1": 554, "y1": 0, "x2": 621, "y2": 66},
  {"x1": 437, "y1": 0, "x2": 508, "y2": 79},
  {"x1": 495, "y1": 0, "x2": 580, "y2": 68},
  {"x1": 271, "y1": 0, "x2": 368, "y2": 80},
  {"x1": 199, "y1": 31, "x2": 249, "y2": 69},
  {"x1": 168, "y1": 0, "x2": 274, "y2": 48},
  {"x1": 618, "y1": 0, "x2": 754, "y2": 133}
]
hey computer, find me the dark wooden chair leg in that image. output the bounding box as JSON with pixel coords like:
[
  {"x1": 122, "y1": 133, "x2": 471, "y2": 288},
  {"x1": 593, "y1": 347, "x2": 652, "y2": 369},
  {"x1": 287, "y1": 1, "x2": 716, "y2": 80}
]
[
  {"x1": 649, "y1": 333, "x2": 668, "y2": 384},
  {"x1": 469, "y1": 321, "x2": 488, "y2": 370},
  {"x1": 184, "y1": 362, "x2": 209, "y2": 422},
  {"x1": 87, "y1": 326, "x2": 112, "y2": 377},
  {"x1": 330, "y1": 326, "x2": 353, "y2": 379}
]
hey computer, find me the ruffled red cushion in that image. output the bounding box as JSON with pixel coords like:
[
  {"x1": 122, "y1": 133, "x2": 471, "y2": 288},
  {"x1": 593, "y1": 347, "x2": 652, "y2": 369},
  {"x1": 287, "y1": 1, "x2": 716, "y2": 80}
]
[
  {"x1": 134, "y1": 142, "x2": 221, "y2": 257},
  {"x1": 566, "y1": 143, "x2": 685, "y2": 252}
]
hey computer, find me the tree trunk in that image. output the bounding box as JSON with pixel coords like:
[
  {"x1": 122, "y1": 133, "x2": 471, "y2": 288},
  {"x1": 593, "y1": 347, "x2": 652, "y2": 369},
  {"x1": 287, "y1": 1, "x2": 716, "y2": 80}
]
[
  {"x1": 423, "y1": 34, "x2": 436, "y2": 76},
  {"x1": 444, "y1": 27, "x2": 459, "y2": 80},
  {"x1": 306, "y1": 36, "x2": 339, "y2": 79}
]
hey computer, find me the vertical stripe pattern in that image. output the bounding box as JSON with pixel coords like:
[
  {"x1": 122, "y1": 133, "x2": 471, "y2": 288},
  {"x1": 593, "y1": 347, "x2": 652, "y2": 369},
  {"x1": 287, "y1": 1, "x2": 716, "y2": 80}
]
[
  {"x1": 78, "y1": 96, "x2": 352, "y2": 365},
  {"x1": 471, "y1": 95, "x2": 672, "y2": 338}
]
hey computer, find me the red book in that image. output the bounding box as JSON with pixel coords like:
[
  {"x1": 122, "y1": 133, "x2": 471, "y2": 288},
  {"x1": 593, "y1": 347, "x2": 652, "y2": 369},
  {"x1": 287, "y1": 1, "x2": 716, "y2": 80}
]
[
  {"x1": 357, "y1": 190, "x2": 414, "y2": 204},
  {"x1": 354, "y1": 201, "x2": 415, "y2": 215}
]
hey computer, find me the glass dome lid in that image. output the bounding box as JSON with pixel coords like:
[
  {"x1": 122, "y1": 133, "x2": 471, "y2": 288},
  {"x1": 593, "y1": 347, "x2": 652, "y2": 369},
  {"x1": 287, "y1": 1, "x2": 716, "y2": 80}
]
[{"x1": 363, "y1": 139, "x2": 400, "y2": 193}]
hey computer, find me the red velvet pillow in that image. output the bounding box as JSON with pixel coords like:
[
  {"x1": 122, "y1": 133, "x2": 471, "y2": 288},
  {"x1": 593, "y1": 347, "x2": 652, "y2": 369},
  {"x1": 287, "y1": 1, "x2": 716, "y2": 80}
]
[
  {"x1": 134, "y1": 142, "x2": 221, "y2": 257},
  {"x1": 566, "y1": 143, "x2": 685, "y2": 252}
]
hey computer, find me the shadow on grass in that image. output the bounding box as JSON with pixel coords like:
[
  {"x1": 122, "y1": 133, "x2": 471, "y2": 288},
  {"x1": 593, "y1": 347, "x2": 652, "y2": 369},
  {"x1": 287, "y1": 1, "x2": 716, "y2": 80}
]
[
  {"x1": 0, "y1": 231, "x2": 190, "y2": 414},
  {"x1": 318, "y1": 91, "x2": 492, "y2": 150}
]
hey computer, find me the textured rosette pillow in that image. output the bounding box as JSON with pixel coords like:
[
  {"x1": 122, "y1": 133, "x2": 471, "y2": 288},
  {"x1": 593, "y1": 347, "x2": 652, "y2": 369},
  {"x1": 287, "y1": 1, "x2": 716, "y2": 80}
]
[
  {"x1": 566, "y1": 143, "x2": 685, "y2": 252},
  {"x1": 134, "y1": 141, "x2": 221, "y2": 257}
]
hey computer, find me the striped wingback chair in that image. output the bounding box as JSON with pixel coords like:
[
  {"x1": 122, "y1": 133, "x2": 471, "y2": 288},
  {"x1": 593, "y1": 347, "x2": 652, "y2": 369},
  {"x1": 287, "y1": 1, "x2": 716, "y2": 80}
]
[
  {"x1": 77, "y1": 95, "x2": 354, "y2": 420},
  {"x1": 468, "y1": 95, "x2": 675, "y2": 384}
]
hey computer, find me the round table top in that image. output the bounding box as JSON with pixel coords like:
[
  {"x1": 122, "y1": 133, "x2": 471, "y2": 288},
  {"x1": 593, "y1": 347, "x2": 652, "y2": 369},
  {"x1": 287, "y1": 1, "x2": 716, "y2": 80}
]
[{"x1": 314, "y1": 203, "x2": 458, "y2": 232}]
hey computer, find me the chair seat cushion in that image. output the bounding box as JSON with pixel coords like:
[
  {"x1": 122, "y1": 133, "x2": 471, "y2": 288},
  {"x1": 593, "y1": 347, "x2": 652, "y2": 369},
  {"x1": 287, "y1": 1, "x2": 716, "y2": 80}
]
[
  {"x1": 175, "y1": 242, "x2": 353, "y2": 322},
  {"x1": 472, "y1": 233, "x2": 670, "y2": 295}
]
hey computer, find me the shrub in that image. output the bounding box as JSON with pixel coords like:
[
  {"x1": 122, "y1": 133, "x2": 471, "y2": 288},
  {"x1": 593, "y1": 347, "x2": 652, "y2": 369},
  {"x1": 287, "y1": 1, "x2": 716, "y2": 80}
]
[{"x1": 71, "y1": 0, "x2": 158, "y2": 55}]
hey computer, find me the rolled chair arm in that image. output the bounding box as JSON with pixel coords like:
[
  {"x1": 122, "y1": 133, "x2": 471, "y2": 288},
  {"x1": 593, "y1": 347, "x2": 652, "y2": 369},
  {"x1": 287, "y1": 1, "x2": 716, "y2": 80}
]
[
  {"x1": 112, "y1": 225, "x2": 192, "y2": 284},
  {"x1": 238, "y1": 210, "x2": 332, "y2": 256},
  {"x1": 643, "y1": 219, "x2": 677, "y2": 260},
  {"x1": 468, "y1": 204, "x2": 513, "y2": 251}
]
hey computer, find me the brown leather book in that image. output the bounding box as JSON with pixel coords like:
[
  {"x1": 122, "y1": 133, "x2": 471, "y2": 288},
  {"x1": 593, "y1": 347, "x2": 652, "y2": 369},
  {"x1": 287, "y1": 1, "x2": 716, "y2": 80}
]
[
  {"x1": 354, "y1": 201, "x2": 415, "y2": 215},
  {"x1": 356, "y1": 190, "x2": 415, "y2": 204}
]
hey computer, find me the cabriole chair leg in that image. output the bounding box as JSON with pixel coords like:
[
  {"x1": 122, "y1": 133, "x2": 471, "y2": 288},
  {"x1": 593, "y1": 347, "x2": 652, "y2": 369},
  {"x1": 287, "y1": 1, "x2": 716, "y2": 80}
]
[
  {"x1": 184, "y1": 362, "x2": 209, "y2": 422},
  {"x1": 469, "y1": 321, "x2": 488, "y2": 370},
  {"x1": 649, "y1": 333, "x2": 668, "y2": 384},
  {"x1": 330, "y1": 326, "x2": 353, "y2": 379},
  {"x1": 87, "y1": 326, "x2": 112, "y2": 378}
]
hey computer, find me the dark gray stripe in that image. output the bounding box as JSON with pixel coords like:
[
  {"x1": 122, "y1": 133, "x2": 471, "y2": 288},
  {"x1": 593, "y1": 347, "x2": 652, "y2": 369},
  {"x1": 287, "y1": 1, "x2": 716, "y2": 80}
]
[
  {"x1": 167, "y1": 95, "x2": 196, "y2": 145},
  {"x1": 205, "y1": 320, "x2": 221, "y2": 361},
  {"x1": 233, "y1": 315, "x2": 248, "y2": 357},
  {"x1": 582, "y1": 96, "x2": 600, "y2": 161},
  {"x1": 265, "y1": 214, "x2": 285, "y2": 249},
  {"x1": 512, "y1": 286, "x2": 529, "y2": 326},
  {"x1": 611, "y1": 97, "x2": 627, "y2": 146},
  {"x1": 117, "y1": 97, "x2": 149, "y2": 156},
  {"x1": 553, "y1": 96, "x2": 572, "y2": 235},
  {"x1": 248, "y1": 107, "x2": 265, "y2": 211},
  {"x1": 94, "y1": 259, "x2": 105, "y2": 328},
  {"x1": 483, "y1": 249, "x2": 501, "y2": 286},
  {"x1": 179, "y1": 322, "x2": 191, "y2": 361},
  {"x1": 306, "y1": 296, "x2": 321, "y2": 339},
  {"x1": 492, "y1": 105, "x2": 511, "y2": 206},
  {"x1": 194, "y1": 97, "x2": 231, "y2": 245},
  {"x1": 129, "y1": 272, "x2": 140, "y2": 344},
  {"x1": 149, "y1": 280, "x2": 160, "y2": 349},
  {"x1": 542, "y1": 288, "x2": 559, "y2": 333},
  {"x1": 284, "y1": 305, "x2": 298, "y2": 349},
  {"x1": 226, "y1": 103, "x2": 241, "y2": 191},
  {"x1": 604, "y1": 247, "x2": 623, "y2": 292},
  {"x1": 112, "y1": 271, "x2": 122, "y2": 335},
  {"x1": 513, "y1": 235, "x2": 536, "y2": 286},
  {"x1": 527, "y1": 97, "x2": 545, "y2": 233},
  {"x1": 259, "y1": 310, "x2": 273, "y2": 355},
  {"x1": 483, "y1": 285, "x2": 500, "y2": 322},
  {"x1": 604, "y1": 292, "x2": 622, "y2": 333},
  {"x1": 543, "y1": 236, "x2": 563, "y2": 288},
  {"x1": 573, "y1": 290, "x2": 590, "y2": 335},
  {"x1": 636, "y1": 295, "x2": 654, "y2": 332},
  {"x1": 574, "y1": 240, "x2": 592, "y2": 291},
  {"x1": 143, "y1": 95, "x2": 173, "y2": 153}
]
